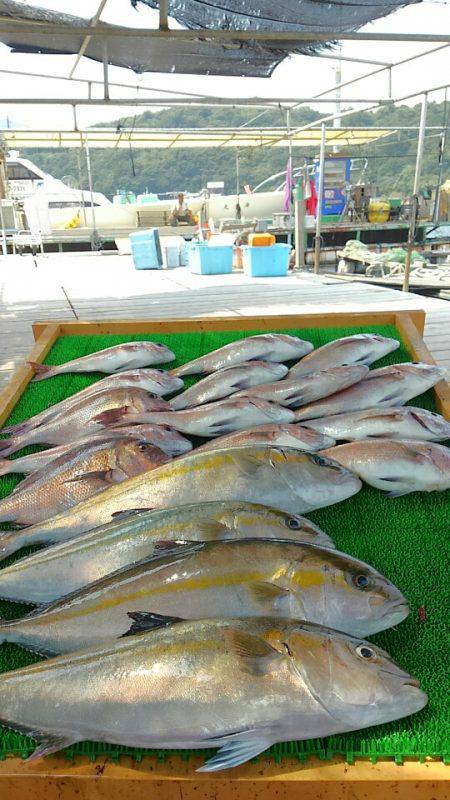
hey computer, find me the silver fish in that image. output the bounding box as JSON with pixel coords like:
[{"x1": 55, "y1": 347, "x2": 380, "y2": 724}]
[
  {"x1": 170, "y1": 361, "x2": 288, "y2": 410},
  {"x1": 320, "y1": 439, "x2": 450, "y2": 496},
  {"x1": 0, "y1": 502, "x2": 334, "y2": 604},
  {"x1": 0, "y1": 618, "x2": 427, "y2": 768},
  {"x1": 196, "y1": 423, "x2": 335, "y2": 453},
  {"x1": 304, "y1": 407, "x2": 450, "y2": 442},
  {"x1": 294, "y1": 362, "x2": 447, "y2": 421},
  {"x1": 170, "y1": 334, "x2": 313, "y2": 377},
  {"x1": 289, "y1": 333, "x2": 400, "y2": 377},
  {"x1": 233, "y1": 365, "x2": 369, "y2": 408},
  {"x1": 0, "y1": 539, "x2": 408, "y2": 653},
  {"x1": 0, "y1": 439, "x2": 170, "y2": 526},
  {"x1": 29, "y1": 341, "x2": 175, "y2": 381},
  {"x1": 2, "y1": 369, "x2": 184, "y2": 437},
  {"x1": 0, "y1": 389, "x2": 170, "y2": 457},
  {"x1": 0, "y1": 445, "x2": 362, "y2": 560},
  {"x1": 0, "y1": 424, "x2": 192, "y2": 478},
  {"x1": 115, "y1": 397, "x2": 295, "y2": 437}
]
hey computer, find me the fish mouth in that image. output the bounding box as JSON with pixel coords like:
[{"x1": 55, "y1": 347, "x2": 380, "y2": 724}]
[{"x1": 381, "y1": 601, "x2": 409, "y2": 619}]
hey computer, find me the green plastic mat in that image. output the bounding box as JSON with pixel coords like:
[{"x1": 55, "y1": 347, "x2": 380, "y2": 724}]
[{"x1": 0, "y1": 324, "x2": 448, "y2": 765}]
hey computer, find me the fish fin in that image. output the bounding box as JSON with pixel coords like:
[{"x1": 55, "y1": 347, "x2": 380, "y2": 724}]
[
  {"x1": 26, "y1": 734, "x2": 78, "y2": 761},
  {"x1": 197, "y1": 731, "x2": 273, "y2": 772},
  {"x1": 65, "y1": 468, "x2": 126, "y2": 485},
  {"x1": 247, "y1": 581, "x2": 290, "y2": 605},
  {"x1": 152, "y1": 540, "x2": 206, "y2": 557},
  {"x1": 0, "y1": 438, "x2": 15, "y2": 455},
  {"x1": 231, "y1": 452, "x2": 263, "y2": 479},
  {"x1": 224, "y1": 628, "x2": 283, "y2": 676},
  {"x1": 209, "y1": 418, "x2": 240, "y2": 435},
  {"x1": 386, "y1": 489, "x2": 412, "y2": 498},
  {"x1": 28, "y1": 362, "x2": 55, "y2": 382},
  {"x1": 194, "y1": 518, "x2": 229, "y2": 539},
  {"x1": 123, "y1": 611, "x2": 184, "y2": 636},
  {"x1": 93, "y1": 406, "x2": 130, "y2": 426},
  {"x1": 111, "y1": 508, "x2": 154, "y2": 520}
]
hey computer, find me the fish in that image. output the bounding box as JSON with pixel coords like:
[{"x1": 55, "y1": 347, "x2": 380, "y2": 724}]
[
  {"x1": 170, "y1": 333, "x2": 313, "y2": 377},
  {"x1": 294, "y1": 363, "x2": 447, "y2": 421},
  {"x1": 0, "y1": 617, "x2": 427, "y2": 767},
  {"x1": 320, "y1": 439, "x2": 450, "y2": 497},
  {"x1": 303, "y1": 407, "x2": 450, "y2": 442},
  {"x1": 1, "y1": 370, "x2": 184, "y2": 437},
  {"x1": 0, "y1": 539, "x2": 408, "y2": 653},
  {"x1": 29, "y1": 341, "x2": 175, "y2": 381},
  {"x1": 170, "y1": 361, "x2": 288, "y2": 410},
  {"x1": 0, "y1": 424, "x2": 192, "y2": 477},
  {"x1": 0, "y1": 445, "x2": 362, "y2": 560},
  {"x1": 0, "y1": 502, "x2": 334, "y2": 604},
  {"x1": 289, "y1": 333, "x2": 400, "y2": 377},
  {"x1": 0, "y1": 439, "x2": 170, "y2": 526},
  {"x1": 233, "y1": 365, "x2": 369, "y2": 408},
  {"x1": 109, "y1": 397, "x2": 295, "y2": 437},
  {"x1": 0, "y1": 389, "x2": 171, "y2": 457},
  {"x1": 195, "y1": 423, "x2": 335, "y2": 453}
]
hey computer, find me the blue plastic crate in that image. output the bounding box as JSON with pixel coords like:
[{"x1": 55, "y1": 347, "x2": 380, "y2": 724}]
[
  {"x1": 188, "y1": 242, "x2": 233, "y2": 275},
  {"x1": 129, "y1": 229, "x2": 163, "y2": 270},
  {"x1": 241, "y1": 243, "x2": 290, "y2": 277}
]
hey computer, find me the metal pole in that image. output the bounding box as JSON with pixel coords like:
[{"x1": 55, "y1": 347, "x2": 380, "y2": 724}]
[
  {"x1": 388, "y1": 67, "x2": 392, "y2": 100},
  {"x1": 314, "y1": 123, "x2": 326, "y2": 274},
  {"x1": 294, "y1": 176, "x2": 305, "y2": 270},
  {"x1": 0, "y1": 140, "x2": 8, "y2": 256},
  {"x1": 286, "y1": 108, "x2": 293, "y2": 214},
  {"x1": 235, "y1": 149, "x2": 241, "y2": 220},
  {"x1": 102, "y1": 41, "x2": 109, "y2": 100},
  {"x1": 403, "y1": 93, "x2": 428, "y2": 293},
  {"x1": 69, "y1": 0, "x2": 109, "y2": 78},
  {"x1": 432, "y1": 88, "x2": 449, "y2": 223},
  {"x1": 76, "y1": 146, "x2": 87, "y2": 227},
  {"x1": 84, "y1": 135, "x2": 100, "y2": 250}
]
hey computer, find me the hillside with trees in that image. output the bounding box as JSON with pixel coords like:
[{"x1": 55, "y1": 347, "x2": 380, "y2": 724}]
[{"x1": 23, "y1": 101, "x2": 449, "y2": 200}]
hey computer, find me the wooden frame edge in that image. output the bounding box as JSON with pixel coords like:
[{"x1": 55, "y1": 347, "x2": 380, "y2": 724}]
[
  {"x1": 395, "y1": 313, "x2": 450, "y2": 419},
  {"x1": 0, "y1": 753, "x2": 446, "y2": 799},
  {"x1": 0, "y1": 324, "x2": 61, "y2": 428},
  {"x1": 31, "y1": 309, "x2": 426, "y2": 340}
]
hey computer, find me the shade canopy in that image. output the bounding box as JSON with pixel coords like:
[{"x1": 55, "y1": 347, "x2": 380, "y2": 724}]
[
  {"x1": 2, "y1": 127, "x2": 395, "y2": 149},
  {"x1": 0, "y1": 0, "x2": 421, "y2": 77}
]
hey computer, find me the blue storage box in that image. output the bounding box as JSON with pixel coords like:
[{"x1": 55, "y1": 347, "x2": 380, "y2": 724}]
[
  {"x1": 188, "y1": 242, "x2": 233, "y2": 275},
  {"x1": 241, "y1": 243, "x2": 290, "y2": 277},
  {"x1": 129, "y1": 229, "x2": 163, "y2": 270}
]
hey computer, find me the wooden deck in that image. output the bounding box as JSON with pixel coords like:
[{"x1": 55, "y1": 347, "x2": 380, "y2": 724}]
[{"x1": 1, "y1": 251, "x2": 449, "y2": 390}]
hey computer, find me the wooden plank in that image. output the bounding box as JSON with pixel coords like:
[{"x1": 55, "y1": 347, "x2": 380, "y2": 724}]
[
  {"x1": 32, "y1": 310, "x2": 425, "y2": 340},
  {"x1": 0, "y1": 753, "x2": 446, "y2": 800},
  {"x1": 0, "y1": 324, "x2": 61, "y2": 427},
  {"x1": 395, "y1": 313, "x2": 450, "y2": 419}
]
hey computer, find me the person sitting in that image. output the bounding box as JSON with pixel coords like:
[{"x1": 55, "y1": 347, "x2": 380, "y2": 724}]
[{"x1": 170, "y1": 192, "x2": 195, "y2": 226}]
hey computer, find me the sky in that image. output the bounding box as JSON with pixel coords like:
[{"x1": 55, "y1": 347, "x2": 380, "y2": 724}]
[{"x1": 0, "y1": 0, "x2": 449, "y2": 130}]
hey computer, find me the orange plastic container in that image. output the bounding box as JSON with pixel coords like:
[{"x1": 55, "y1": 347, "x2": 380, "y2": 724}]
[{"x1": 248, "y1": 233, "x2": 276, "y2": 247}]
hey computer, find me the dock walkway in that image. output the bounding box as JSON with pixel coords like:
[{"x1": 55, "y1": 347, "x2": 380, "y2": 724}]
[{"x1": 1, "y1": 252, "x2": 449, "y2": 390}]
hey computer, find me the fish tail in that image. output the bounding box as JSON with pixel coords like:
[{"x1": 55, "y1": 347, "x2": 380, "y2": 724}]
[
  {"x1": 0, "y1": 531, "x2": 22, "y2": 563},
  {"x1": 0, "y1": 437, "x2": 21, "y2": 457},
  {"x1": 28, "y1": 362, "x2": 57, "y2": 381},
  {"x1": 1, "y1": 420, "x2": 30, "y2": 436},
  {"x1": 0, "y1": 459, "x2": 15, "y2": 477}
]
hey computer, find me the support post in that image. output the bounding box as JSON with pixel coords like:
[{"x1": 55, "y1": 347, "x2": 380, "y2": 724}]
[
  {"x1": 432, "y1": 87, "x2": 448, "y2": 223},
  {"x1": 0, "y1": 140, "x2": 8, "y2": 256},
  {"x1": 403, "y1": 93, "x2": 428, "y2": 292},
  {"x1": 158, "y1": 0, "x2": 169, "y2": 30},
  {"x1": 314, "y1": 123, "x2": 326, "y2": 274},
  {"x1": 294, "y1": 176, "x2": 305, "y2": 270},
  {"x1": 84, "y1": 135, "x2": 100, "y2": 250},
  {"x1": 102, "y1": 40, "x2": 109, "y2": 100},
  {"x1": 388, "y1": 67, "x2": 392, "y2": 100}
]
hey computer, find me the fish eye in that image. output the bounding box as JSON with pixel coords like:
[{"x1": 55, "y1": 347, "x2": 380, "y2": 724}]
[
  {"x1": 162, "y1": 425, "x2": 174, "y2": 432},
  {"x1": 287, "y1": 517, "x2": 302, "y2": 530},
  {"x1": 138, "y1": 442, "x2": 150, "y2": 451},
  {"x1": 354, "y1": 574, "x2": 370, "y2": 589},
  {"x1": 356, "y1": 645, "x2": 375, "y2": 660}
]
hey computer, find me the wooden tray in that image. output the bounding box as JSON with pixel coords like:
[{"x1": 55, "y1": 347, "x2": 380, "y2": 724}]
[{"x1": 0, "y1": 309, "x2": 448, "y2": 798}]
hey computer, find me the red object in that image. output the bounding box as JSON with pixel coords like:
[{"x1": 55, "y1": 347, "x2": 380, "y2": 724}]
[
  {"x1": 306, "y1": 180, "x2": 317, "y2": 216},
  {"x1": 418, "y1": 605, "x2": 427, "y2": 622}
]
